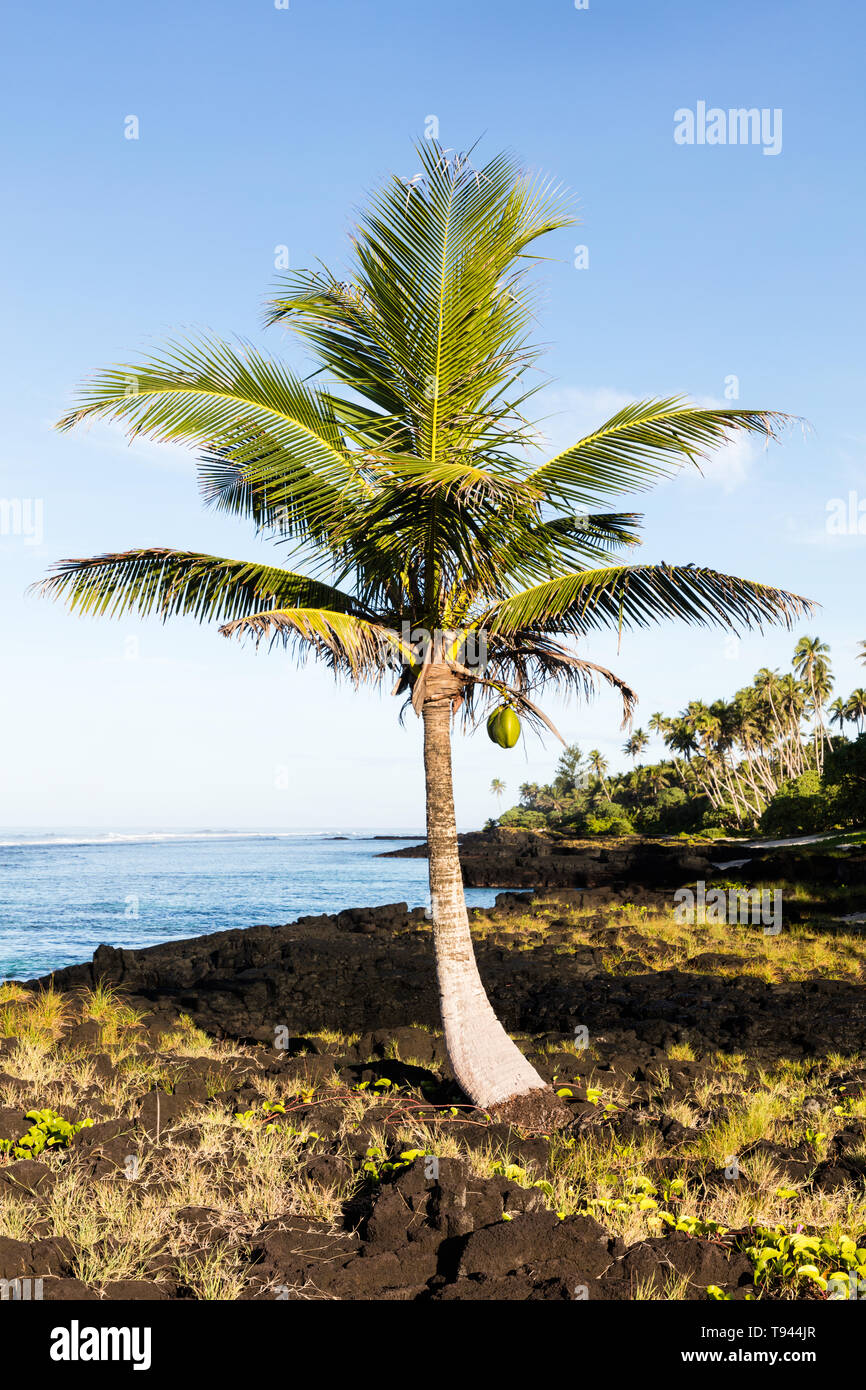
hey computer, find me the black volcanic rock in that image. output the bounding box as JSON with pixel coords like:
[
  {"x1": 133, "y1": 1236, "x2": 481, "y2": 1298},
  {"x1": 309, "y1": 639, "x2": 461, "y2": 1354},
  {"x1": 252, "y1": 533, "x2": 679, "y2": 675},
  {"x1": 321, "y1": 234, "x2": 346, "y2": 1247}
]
[
  {"x1": 25, "y1": 886, "x2": 866, "y2": 1065},
  {"x1": 380, "y1": 827, "x2": 866, "y2": 901}
]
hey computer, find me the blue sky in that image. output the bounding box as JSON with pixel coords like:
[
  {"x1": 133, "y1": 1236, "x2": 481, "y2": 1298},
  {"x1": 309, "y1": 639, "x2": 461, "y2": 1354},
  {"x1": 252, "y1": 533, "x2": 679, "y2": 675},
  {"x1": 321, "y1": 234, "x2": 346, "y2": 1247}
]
[{"x1": 2, "y1": 0, "x2": 864, "y2": 829}]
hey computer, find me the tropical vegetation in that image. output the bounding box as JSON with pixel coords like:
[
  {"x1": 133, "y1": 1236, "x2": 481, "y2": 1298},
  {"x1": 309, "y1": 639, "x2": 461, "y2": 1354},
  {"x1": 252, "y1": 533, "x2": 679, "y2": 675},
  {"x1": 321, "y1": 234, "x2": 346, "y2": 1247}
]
[{"x1": 494, "y1": 639, "x2": 866, "y2": 838}]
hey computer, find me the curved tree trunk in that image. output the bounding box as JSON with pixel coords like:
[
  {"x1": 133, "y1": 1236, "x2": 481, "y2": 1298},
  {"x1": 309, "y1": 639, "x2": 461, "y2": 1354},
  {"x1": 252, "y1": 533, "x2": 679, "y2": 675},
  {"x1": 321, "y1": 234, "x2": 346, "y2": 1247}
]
[{"x1": 421, "y1": 673, "x2": 548, "y2": 1110}]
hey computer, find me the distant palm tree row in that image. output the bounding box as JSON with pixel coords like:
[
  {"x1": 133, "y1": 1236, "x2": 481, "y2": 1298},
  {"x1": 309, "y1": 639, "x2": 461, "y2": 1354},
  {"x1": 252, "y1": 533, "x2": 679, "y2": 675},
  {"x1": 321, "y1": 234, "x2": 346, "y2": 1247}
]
[
  {"x1": 502, "y1": 638, "x2": 866, "y2": 833},
  {"x1": 618, "y1": 638, "x2": 866, "y2": 825}
]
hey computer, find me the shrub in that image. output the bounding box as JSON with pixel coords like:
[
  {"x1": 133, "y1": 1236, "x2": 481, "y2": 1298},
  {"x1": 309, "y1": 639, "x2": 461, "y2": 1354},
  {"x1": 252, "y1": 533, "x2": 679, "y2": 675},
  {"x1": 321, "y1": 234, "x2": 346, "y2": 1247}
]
[
  {"x1": 635, "y1": 788, "x2": 706, "y2": 836},
  {"x1": 584, "y1": 806, "x2": 634, "y2": 836},
  {"x1": 759, "y1": 771, "x2": 837, "y2": 836},
  {"x1": 701, "y1": 806, "x2": 741, "y2": 832},
  {"x1": 497, "y1": 807, "x2": 549, "y2": 829},
  {"x1": 822, "y1": 736, "x2": 866, "y2": 828}
]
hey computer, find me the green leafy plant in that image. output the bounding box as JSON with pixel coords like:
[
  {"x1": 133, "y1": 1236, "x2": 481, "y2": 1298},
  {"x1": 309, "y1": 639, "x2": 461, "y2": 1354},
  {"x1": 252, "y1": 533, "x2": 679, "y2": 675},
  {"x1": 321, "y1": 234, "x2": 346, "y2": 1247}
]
[
  {"x1": 742, "y1": 1226, "x2": 866, "y2": 1295},
  {"x1": 232, "y1": 1099, "x2": 321, "y2": 1140},
  {"x1": 361, "y1": 1145, "x2": 431, "y2": 1184},
  {"x1": 0, "y1": 1107, "x2": 93, "y2": 1159}
]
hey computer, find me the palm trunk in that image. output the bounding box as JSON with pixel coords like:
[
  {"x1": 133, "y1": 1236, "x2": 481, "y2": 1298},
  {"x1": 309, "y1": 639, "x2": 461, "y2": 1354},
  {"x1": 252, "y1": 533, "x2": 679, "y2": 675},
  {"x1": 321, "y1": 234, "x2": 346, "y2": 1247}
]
[
  {"x1": 738, "y1": 747, "x2": 770, "y2": 820},
  {"x1": 421, "y1": 677, "x2": 548, "y2": 1111}
]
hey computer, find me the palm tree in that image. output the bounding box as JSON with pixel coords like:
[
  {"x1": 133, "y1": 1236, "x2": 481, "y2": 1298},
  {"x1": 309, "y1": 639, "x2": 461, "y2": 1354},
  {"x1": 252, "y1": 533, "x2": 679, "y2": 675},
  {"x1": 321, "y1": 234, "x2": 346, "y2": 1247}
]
[
  {"x1": 845, "y1": 689, "x2": 866, "y2": 734},
  {"x1": 776, "y1": 673, "x2": 808, "y2": 777},
  {"x1": 829, "y1": 695, "x2": 848, "y2": 734},
  {"x1": 730, "y1": 692, "x2": 777, "y2": 808},
  {"x1": 664, "y1": 718, "x2": 698, "y2": 764},
  {"x1": 857, "y1": 641, "x2": 866, "y2": 667},
  {"x1": 490, "y1": 778, "x2": 506, "y2": 805},
  {"x1": 637, "y1": 762, "x2": 673, "y2": 800},
  {"x1": 36, "y1": 141, "x2": 810, "y2": 1118},
  {"x1": 518, "y1": 783, "x2": 541, "y2": 809},
  {"x1": 587, "y1": 748, "x2": 611, "y2": 800},
  {"x1": 752, "y1": 665, "x2": 793, "y2": 783},
  {"x1": 647, "y1": 711, "x2": 668, "y2": 739},
  {"x1": 624, "y1": 728, "x2": 650, "y2": 763},
  {"x1": 793, "y1": 635, "x2": 833, "y2": 770}
]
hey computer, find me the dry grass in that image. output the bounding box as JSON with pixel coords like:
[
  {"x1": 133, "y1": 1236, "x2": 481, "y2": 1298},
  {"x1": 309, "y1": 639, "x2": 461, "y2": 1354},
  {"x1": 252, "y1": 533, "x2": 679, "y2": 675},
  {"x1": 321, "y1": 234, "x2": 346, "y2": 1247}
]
[{"x1": 467, "y1": 896, "x2": 866, "y2": 985}]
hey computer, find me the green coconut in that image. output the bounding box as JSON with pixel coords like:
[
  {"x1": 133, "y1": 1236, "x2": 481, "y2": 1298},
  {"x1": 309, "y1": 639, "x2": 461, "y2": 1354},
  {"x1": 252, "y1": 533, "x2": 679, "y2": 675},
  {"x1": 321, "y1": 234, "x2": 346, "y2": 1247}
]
[
  {"x1": 487, "y1": 705, "x2": 521, "y2": 748},
  {"x1": 495, "y1": 707, "x2": 521, "y2": 748}
]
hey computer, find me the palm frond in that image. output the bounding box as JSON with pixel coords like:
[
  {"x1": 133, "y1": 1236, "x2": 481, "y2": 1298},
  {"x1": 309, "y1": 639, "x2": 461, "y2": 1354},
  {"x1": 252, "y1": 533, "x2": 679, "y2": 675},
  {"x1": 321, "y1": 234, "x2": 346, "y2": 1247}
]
[
  {"x1": 35, "y1": 549, "x2": 367, "y2": 623},
  {"x1": 525, "y1": 399, "x2": 794, "y2": 507},
  {"x1": 483, "y1": 512, "x2": 643, "y2": 591},
  {"x1": 475, "y1": 632, "x2": 637, "y2": 726},
  {"x1": 56, "y1": 337, "x2": 363, "y2": 543},
  {"x1": 486, "y1": 563, "x2": 813, "y2": 637},
  {"x1": 219, "y1": 607, "x2": 399, "y2": 682},
  {"x1": 267, "y1": 142, "x2": 575, "y2": 465},
  {"x1": 380, "y1": 457, "x2": 542, "y2": 508}
]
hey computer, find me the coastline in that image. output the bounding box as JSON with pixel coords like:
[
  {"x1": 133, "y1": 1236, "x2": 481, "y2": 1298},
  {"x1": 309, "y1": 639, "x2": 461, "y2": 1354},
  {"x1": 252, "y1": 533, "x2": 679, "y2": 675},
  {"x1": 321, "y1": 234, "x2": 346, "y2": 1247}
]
[{"x1": 0, "y1": 832, "x2": 469, "y2": 982}]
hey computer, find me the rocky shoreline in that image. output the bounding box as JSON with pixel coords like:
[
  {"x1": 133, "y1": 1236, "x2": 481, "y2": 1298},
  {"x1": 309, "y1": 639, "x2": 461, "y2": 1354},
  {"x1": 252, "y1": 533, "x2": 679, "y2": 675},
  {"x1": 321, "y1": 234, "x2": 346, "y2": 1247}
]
[
  {"x1": 31, "y1": 890, "x2": 866, "y2": 1065},
  {"x1": 380, "y1": 826, "x2": 866, "y2": 892},
  {"x1": 28, "y1": 834, "x2": 866, "y2": 1055}
]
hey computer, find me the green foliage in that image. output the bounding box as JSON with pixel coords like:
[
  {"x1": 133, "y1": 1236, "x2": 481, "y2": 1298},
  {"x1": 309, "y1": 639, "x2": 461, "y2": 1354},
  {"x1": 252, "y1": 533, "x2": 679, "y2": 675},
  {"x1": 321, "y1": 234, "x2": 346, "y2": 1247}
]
[
  {"x1": 822, "y1": 735, "x2": 866, "y2": 825},
  {"x1": 497, "y1": 807, "x2": 549, "y2": 829},
  {"x1": 759, "y1": 770, "x2": 841, "y2": 836},
  {"x1": 742, "y1": 1226, "x2": 866, "y2": 1296},
  {"x1": 233, "y1": 1099, "x2": 323, "y2": 1139},
  {"x1": 572, "y1": 1171, "x2": 866, "y2": 1300},
  {"x1": 633, "y1": 787, "x2": 692, "y2": 834},
  {"x1": 584, "y1": 806, "x2": 635, "y2": 836},
  {"x1": 552, "y1": 744, "x2": 588, "y2": 794},
  {"x1": 0, "y1": 1107, "x2": 93, "y2": 1159},
  {"x1": 492, "y1": 646, "x2": 865, "y2": 839},
  {"x1": 361, "y1": 1145, "x2": 430, "y2": 1183},
  {"x1": 580, "y1": 1174, "x2": 726, "y2": 1230}
]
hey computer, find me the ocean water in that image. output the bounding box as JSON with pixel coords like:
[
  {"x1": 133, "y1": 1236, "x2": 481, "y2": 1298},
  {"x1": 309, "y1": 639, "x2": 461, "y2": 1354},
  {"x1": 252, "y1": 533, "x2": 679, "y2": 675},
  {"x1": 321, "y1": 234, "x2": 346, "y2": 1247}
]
[{"x1": 0, "y1": 830, "x2": 504, "y2": 981}]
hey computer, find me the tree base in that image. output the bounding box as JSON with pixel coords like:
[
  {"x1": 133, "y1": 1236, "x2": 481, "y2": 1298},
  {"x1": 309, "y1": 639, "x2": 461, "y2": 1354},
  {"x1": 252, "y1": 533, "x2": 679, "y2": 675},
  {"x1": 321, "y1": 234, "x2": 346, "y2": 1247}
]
[{"x1": 486, "y1": 1086, "x2": 573, "y2": 1131}]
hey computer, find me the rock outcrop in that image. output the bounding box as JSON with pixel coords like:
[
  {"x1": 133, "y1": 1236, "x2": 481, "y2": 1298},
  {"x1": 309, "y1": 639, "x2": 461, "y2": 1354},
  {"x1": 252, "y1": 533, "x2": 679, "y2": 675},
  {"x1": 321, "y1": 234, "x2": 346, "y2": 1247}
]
[{"x1": 382, "y1": 827, "x2": 866, "y2": 897}]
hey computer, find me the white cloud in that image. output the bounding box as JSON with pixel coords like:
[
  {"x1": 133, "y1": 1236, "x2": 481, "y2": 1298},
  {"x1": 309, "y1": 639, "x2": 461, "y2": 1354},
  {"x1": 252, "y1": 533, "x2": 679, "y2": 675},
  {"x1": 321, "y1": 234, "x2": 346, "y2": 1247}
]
[
  {"x1": 532, "y1": 386, "x2": 764, "y2": 494},
  {"x1": 532, "y1": 386, "x2": 633, "y2": 458},
  {"x1": 67, "y1": 420, "x2": 195, "y2": 473}
]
